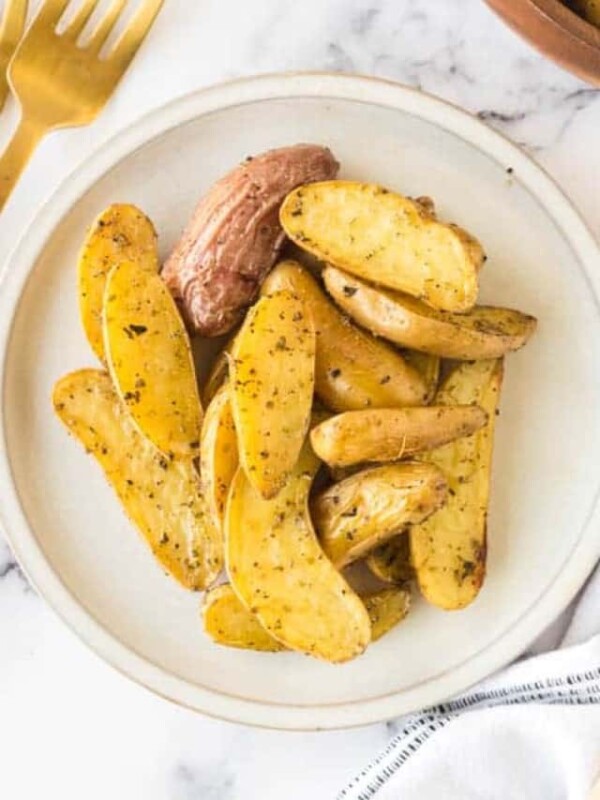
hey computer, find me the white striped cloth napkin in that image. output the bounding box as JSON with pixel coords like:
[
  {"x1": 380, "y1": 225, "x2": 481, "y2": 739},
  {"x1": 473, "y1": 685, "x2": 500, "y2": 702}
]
[{"x1": 339, "y1": 563, "x2": 600, "y2": 800}]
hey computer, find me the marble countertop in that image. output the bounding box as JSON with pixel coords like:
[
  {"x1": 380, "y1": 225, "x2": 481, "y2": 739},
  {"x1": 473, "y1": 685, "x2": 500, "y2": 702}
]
[{"x1": 0, "y1": 1, "x2": 598, "y2": 798}]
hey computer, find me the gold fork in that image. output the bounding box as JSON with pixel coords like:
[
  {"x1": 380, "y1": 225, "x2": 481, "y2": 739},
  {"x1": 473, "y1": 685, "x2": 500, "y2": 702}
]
[
  {"x1": 0, "y1": 0, "x2": 28, "y2": 111},
  {"x1": 0, "y1": 0, "x2": 164, "y2": 211}
]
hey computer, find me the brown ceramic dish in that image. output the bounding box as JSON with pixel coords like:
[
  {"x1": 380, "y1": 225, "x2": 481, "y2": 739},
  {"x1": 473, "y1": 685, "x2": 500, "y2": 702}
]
[{"x1": 486, "y1": 0, "x2": 600, "y2": 86}]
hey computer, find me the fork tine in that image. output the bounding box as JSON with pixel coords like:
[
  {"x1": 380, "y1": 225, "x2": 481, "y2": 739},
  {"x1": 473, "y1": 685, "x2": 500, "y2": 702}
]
[
  {"x1": 87, "y1": 0, "x2": 127, "y2": 53},
  {"x1": 0, "y1": 0, "x2": 28, "y2": 44},
  {"x1": 64, "y1": 0, "x2": 100, "y2": 38},
  {"x1": 0, "y1": 0, "x2": 28, "y2": 111},
  {"x1": 33, "y1": 0, "x2": 70, "y2": 26},
  {"x1": 108, "y1": 0, "x2": 163, "y2": 69}
]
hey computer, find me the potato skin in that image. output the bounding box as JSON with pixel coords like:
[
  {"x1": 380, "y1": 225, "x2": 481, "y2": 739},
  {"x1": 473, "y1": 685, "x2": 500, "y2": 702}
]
[
  {"x1": 200, "y1": 385, "x2": 238, "y2": 532},
  {"x1": 226, "y1": 443, "x2": 371, "y2": 663},
  {"x1": 367, "y1": 535, "x2": 413, "y2": 585},
  {"x1": 324, "y1": 267, "x2": 537, "y2": 360},
  {"x1": 401, "y1": 350, "x2": 440, "y2": 404},
  {"x1": 364, "y1": 588, "x2": 411, "y2": 642},
  {"x1": 53, "y1": 369, "x2": 221, "y2": 590},
  {"x1": 202, "y1": 584, "x2": 285, "y2": 652},
  {"x1": 162, "y1": 144, "x2": 339, "y2": 337},
  {"x1": 281, "y1": 181, "x2": 484, "y2": 312},
  {"x1": 410, "y1": 359, "x2": 503, "y2": 610},
  {"x1": 103, "y1": 260, "x2": 203, "y2": 460},
  {"x1": 78, "y1": 203, "x2": 158, "y2": 362},
  {"x1": 312, "y1": 462, "x2": 448, "y2": 567},
  {"x1": 310, "y1": 405, "x2": 488, "y2": 468},
  {"x1": 229, "y1": 290, "x2": 316, "y2": 499},
  {"x1": 261, "y1": 261, "x2": 429, "y2": 411},
  {"x1": 202, "y1": 584, "x2": 409, "y2": 651},
  {"x1": 202, "y1": 349, "x2": 229, "y2": 407}
]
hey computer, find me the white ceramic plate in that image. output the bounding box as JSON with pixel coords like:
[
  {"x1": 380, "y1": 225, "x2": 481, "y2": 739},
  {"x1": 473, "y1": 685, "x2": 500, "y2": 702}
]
[{"x1": 1, "y1": 74, "x2": 599, "y2": 730}]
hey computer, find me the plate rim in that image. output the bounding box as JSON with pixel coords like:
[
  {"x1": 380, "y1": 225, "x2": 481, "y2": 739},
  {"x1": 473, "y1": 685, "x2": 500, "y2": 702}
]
[{"x1": 0, "y1": 71, "x2": 599, "y2": 730}]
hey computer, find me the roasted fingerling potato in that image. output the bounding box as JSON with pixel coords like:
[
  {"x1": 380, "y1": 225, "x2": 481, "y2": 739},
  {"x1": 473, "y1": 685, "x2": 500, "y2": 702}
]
[
  {"x1": 367, "y1": 535, "x2": 414, "y2": 585},
  {"x1": 229, "y1": 289, "x2": 315, "y2": 499},
  {"x1": 103, "y1": 259, "x2": 203, "y2": 459},
  {"x1": 203, "y1": 584, "x2": 410, "y2": 651},
  {"x1": 78, "y1": 203, "x2": 158, "y2": 362},
  {"x1": 200, "y1": 385, "x2": 238, "y2": 532},
  {"x1": 261, "y1": 261, "x2": 429, "y2": 411},
  {"x1": 310, "y1": 405, "x2": 488, "y2": 468},
  {"x1": 401, "y1": 350, "x2": 441, "y2": 404},
  {"x1": 203, "y1": 584, "x2": 285, "y2": 652},
  {"x1": 202, "y1": 349, "x2": 230, "y2": 407},
  {"x1": 53, "y1": 369, "x2": 222, "y2": 590},
  {"x1": 58, "y1": 146, "x2": 538, "y2": 663},
  {"x1": 364, "y1": 587, "x2": 411, "y2": 641},
  {"x1": 312, "y1": 462, "x2": 447, "y2": 568},
  {"x1": 226, "y1": 442, "x2": 371, "y2": 662},
  {"x1": 281, "y1": 181, "x2": 484, "y2": 312},
  {"x1": 324, "y1": 266, "x2": 537, "y2": 360},
  {"x1": 162, "y1": 144, "x2": 339, "y2": 337},
  {"x1": 410, "y1": 359, "x2": 504, "y2": 610}
]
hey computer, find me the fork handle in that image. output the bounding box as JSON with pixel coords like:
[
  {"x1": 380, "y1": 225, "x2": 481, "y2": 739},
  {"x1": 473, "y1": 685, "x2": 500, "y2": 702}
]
[{"x1": 0, "y1": 115, "x2": 47, "y2": 213}]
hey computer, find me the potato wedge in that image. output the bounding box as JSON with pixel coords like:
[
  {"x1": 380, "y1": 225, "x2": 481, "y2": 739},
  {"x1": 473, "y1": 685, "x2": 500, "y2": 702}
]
[
  {"x1": 53, "y1": 369, "x2": 221, "y2": 590},
  {"x1": 103, "y1": 260, "x2": 202, "y2": 459},
  {"x1": 311, "y1": 405, "x2": 488, "y2": 468},
  {"x1": 229, "y1": 290, "x2": 315, "y2": 499},
  {"x1": 200, "y1": 385, "x2": 238, "y2": 532},
  {"x1": 202, "y1": 349, "x2": 229, "y2": 407},
  {"x1": 367, "y1": 535, "x2": 413, "y2": 585},
  {"x1": 226, "y1": 442, "x2": 371, "y2": 662},
  {"x1": 261, "y1": 261, "x2": 429, "y2": 411},
  {"x1": 202, "y1": 584, "x2": 285, "y2": 652},
  {"x1": 324, "y1": 266, "x2": 537, "y2": 360},
  {"x1": 281, "y1": 182, "x2": 484, "y2": 312},
  {"x1": 78, "y1": 204, "x2": 158, "y2": 362},
  {"x1": 364, "y1": 587, "x2": 411, "y2": 641},
  {"x1": 203, "y1": 584, "x2": 409, "y2": 651},
  {"x1": 402, "y1": 350, "x2": 440, "y2": 404},
  {"x1": 312, "y1": 462, "x2": 447, "y2": 568},
  {"x1": 410, "y1": 359, "x2": 503, "y2": 610}
]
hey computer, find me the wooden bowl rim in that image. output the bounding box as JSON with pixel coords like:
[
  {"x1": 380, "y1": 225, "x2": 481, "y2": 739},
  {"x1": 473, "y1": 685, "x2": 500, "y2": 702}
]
[{"x1": 486, "y1": 0, "x2": 600, "y2": 86}]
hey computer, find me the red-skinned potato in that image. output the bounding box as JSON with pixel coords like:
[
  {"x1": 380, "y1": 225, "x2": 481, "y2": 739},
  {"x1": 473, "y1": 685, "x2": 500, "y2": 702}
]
[{"x1": 162, "y1": 144, "x2": 339, "y2": 337}]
